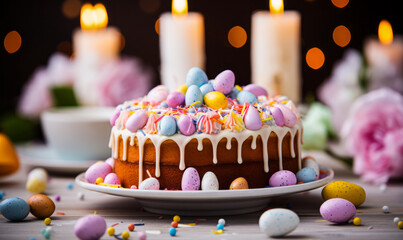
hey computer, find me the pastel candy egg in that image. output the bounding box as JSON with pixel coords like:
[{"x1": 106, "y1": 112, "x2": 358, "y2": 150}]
[
  {"x1": 166, "y1": 91, "x2": 185, "y2": 107},
  {"x1": 85, "y1": 162, "x2": 112, "y2": 184},
  {"x1": 177, "y1": 115, "x2": 196, "y2": 136},
  {"x1": 126, "y1": 110, "x2": 148, "y2": 132},
  {"x1": 296, "y1": 168, "x2": 316, "y2": 183},
  {"x1": 213, "y1": 70, "x2": 235, "y2": 94},
  {"x1": 186, "y1": 67, "x2": 208, "y2": 87},
  {"x1": 0, "y1": 197, "x2": 30, "y2": 221},
  {"x1": 243, "y1": 84, "x2": 268, "y2": 97},
  {"x1": 259, "y1": 208, "x2": 300, "y2": 237},
  {"x1": 181, "y1": 167, "x2": 200, "y2": 191},
  {"x1": 147, "y1": 85, "x2": 169, "y2": 102},
  {"x1": 270, "y1": 107, "x2": 285, "y2": 126},
  {"x1": 158, "y1": 116, "x2": 177, "y2": 136},
  {"x1": 110, "y1": 107, "x2": 121, "y2": 126},
  {"x1": 105, "y1": 157, "x2": 114, "y2": 168},
  {"x1": 26, "y1": 168, "x2": 48, "y2": 193},
  {"x1": 243, "y1": 106, "x2": 262, "y2": 130},
  {"x1": 177, "y1": 84, "x2": 188, "y2": 95},
  {"x1": 229, "y1": 177, "x2": 249, "y2": 190},
  {"x1": 204, "y1": 91, "x2": 228, "y2": 110},
  {"x1": 74, "y1": 215, "x2": 107, "y2": 240},
  {"x1": 104, "y1": 173, "x2": 121, "y2": 186},
  {"x1": 201, "y1": 171, "x2": 219, "y2": 190},
  {"x1": 237, "y1": 90, "x2": 257, "y2": 105},
  {"x1": 302, "y1": 156, "x2": 319, "y2": 179},
  {"x1": 229, "y1": 86, "x2": 240, "y2": 99},
  {"x1": 139, "y1": 177, "x2": 160, "y2": 190},
  {"x1": 322, "y1": 181, "x2": 366, "y2": 207},
  {"x1": 27, "y1": 194, "x2": 55, "y2": 219},
  {"x1": 269, "y1": 170, "x2": 297, "y2": 187},
  {"x1": 277, "y1": 105, "x2": 298, "y2": 127},
  {"x1": 320, "y1": 198, "x2": 356, "y2": 223},
  {"x1": 185, "y1": 85, "x2": 203, "y2": 107},
  {"x1": 199, "y1": 83, "x2": 215, "y2": 96}
]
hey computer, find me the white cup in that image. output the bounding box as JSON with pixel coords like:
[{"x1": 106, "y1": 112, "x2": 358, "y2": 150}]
[{"x1": 41, "y1": 107, "x2": 115, "y2": 160}]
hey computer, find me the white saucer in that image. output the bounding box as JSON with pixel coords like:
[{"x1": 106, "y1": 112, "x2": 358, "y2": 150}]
[
  {"x1": 17, "y1": 144, "x2": 98, "y2": 174},
  {"x1": 75, "y1": 166, "x2": 334, "y2": 216}
]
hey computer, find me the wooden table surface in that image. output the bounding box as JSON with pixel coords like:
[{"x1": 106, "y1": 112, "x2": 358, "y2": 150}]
[{"x1": 1, "y1": 151, "x2": 402, "y2": 240}]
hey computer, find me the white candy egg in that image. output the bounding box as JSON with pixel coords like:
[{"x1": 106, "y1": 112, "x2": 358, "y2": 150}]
[
  {"x1": 201, "y1": 171, "x2": 219, "y2": 190},
  {"x1": 259, "y1": 208, "x2": 300, "y2": 237},
  {"x1": 139, "y1": 177, "x2": 160, "y2": 190}
]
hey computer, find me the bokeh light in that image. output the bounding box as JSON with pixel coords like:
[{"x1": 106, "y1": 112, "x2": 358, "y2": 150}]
[
  {"x1": 155, "y1": 18, "x2": 160, "y2": 35},
  {"x1": 378, "y1": 20, "x2": 393, "y2": 45},
  {"x1": 4, "y1": 31, "x2": 22, "y2": 54},
  {"x1": 228, "y1": 26, "x2": 247, "y2": 48},
  {"x1": 139, "y1": 0, "x2": 160, "y2": 14},
  {"x1": 332, "y1": 25, "x2": 351, "y2": 47},
  {"x1": 306, "y1": 47, "x2": 325, "y2": 69},
  {"x1": 331, "y1": 0, "x2": 349, "y2": 8},
  {"x1": 62, "y1": 0, "x2": 82, "y2": 19}
]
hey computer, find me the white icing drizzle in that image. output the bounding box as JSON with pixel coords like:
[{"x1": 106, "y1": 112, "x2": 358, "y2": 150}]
[{"x1": 108, "y1": 122, "x2": 303, "y2": 185}]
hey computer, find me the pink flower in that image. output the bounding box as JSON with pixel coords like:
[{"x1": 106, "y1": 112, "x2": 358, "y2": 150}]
[
  {"x1": 342, "y1": 88, "x2": 403, "y2": 184},
  {"x1": 96, "y1": 58, "x2": 153, "y2": 107}
]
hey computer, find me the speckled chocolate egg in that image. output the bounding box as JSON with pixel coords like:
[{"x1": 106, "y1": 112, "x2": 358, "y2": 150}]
[
  {"x1": 74, "y1": 215, "x2": 107, "y2": 240},
  {"x1": 103, "y1": 173, "x2": 121, "y2": 186},
  {"x1": 243, "y1": 105, "x2": 262, "y2": 130},
  {"x1": 201, "y1": 171, "x2": 219, "y2": 190},
  {"x1": 296, "y1": 167, "x2": 316, "y2": 183},
  {"x1": 302, "y1": 156, "x2": 319, "y2": 180},
  {"x1": 277, "y1": 105, "x2": 297, "y2": 127},
  {"x1": 269, "y1": 170, "x2": 297, "y2": 187},
  {"x1": 322, "y1": 181, "x2": 366, "y2": 207},
  {"x1": 147, "y1": 85, "x2": 169, "y2": 102},
  {"x1": 213, "y1": 70, "x2": 235, "y2": 94},
  {"x1": 204, "y1": 91, "x2": 228, "y2": 110},
  {"x1": 166, "y1": 91, "x2": 185, "y2": 107},
  {"x1": 186, "y1": 67, "x2": 208, "y2": 87},
  {"x1": 139, "y1": 177, "x2": 160, "y2": 190},
  {"x1": 27, "y1": 194, "x2": 55, "y2": 219},
  {"x1": 270, "y1": 107, "x2": 285, "y2": 126},
  {"x1": 0, "y1": 197, "x2": 30, "y2": 221},
  {"x1": 185, "y1": 85, "x2": 203, "y2": 107},
  {"x1": 237, "y1": 90, "x2": 257, "y2": 105},
  {"x1": 259, "y1": 208, "x2": 299, "y2": 237},
  {"x1": 320, "y1": 198, "x2": 356, "y2": 223},
  {"x1": 181, "y1": 167, "x2": 200, "y2": 191},
  {"x1": 243, "y1": 84, "x2": 268, "y2": 97},
  {"x1": 229, "y1": 177, "x2": 249, "y2": 190}
]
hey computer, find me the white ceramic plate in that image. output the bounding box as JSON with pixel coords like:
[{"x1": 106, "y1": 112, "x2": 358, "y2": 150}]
[
  {"x1": 17, "y1": 144, "x2": 98, "y2": 174},
  {"x1": 75, "y1": 166, "x2": 334, "y2": 216}
]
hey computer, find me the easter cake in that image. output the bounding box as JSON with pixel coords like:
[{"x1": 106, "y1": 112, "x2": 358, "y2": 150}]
[{"x1": 109, "y1": 68, "x2": 302, "y2": 189}]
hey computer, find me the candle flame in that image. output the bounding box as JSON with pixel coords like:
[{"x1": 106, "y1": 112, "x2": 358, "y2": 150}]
[
  {"x1": 378, "y1": 20, "x2": 393, "y2": 45},
  {"x1": 172, "y1": 0, "x2": 188, "y2": 16},
  {"x1": 270, "y1": 0, "x2": 284, "y2": 14},
  {"x1": 80, "y1": 3, "x2": 108, "y2": 31}
]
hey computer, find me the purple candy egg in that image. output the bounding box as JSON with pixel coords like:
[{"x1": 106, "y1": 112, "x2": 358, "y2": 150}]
[
  {"x1": 104, "y1": 173, "x2": 121, "y2": 185},
  {"x1": 320, "y1": 198, "x2": 356, "y2": 223},
  {"x1": 213, "y1": 70, "x2": 235, "y2": 95},
  {"x1": 181, "y1": 167, "x2": 200, "y2": 191},
  {"x1": 110, "y1": 107, "x2": 121, "y2": 126},
  {"x1": 126, "y1": 110, "x2": 148, "y2": 132},
  {"x1": 105, "y1": 157, "x2": 114, "y2": 168},
  {"x1": 166, "y1": 91, "x2": 185, "y2": 107},
  {"x1": 243, "y1": 106, "x2": 262, "y2": 130},
  {"x1": 269, "y1": 170, "x2": 297, "y2": 187},
  {"x1": 74, "y1": 215, "x2": 107, "y2": 240},
  {"x1": 271, "y1": 107, "x2": 285, "y2": 126},
  {"x1": 277, "y1": 105, "x2": 297, "y2": 127},
  {"x1": 85, "y1": 162, "x2": 112, "y2": 184},
  {"x1": 243, "y1": 84, "x2": 268, "y2": 97},
  {"x1": 178, "y1": 115, "x2": 196, "y2": 136}
]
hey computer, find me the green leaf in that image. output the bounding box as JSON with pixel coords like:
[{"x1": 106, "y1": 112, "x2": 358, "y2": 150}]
[
  {"x1": 50, "y1": 85, "x2": 79, "y2": 107},
  {"x1": 0, "y1": 113, "x2": 39, "y2": 143}
]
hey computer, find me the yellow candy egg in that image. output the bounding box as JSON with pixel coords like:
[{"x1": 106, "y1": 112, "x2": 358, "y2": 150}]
[
  {"x1": 321, "y1": 181, "x2": 366, "y2": 207},
  {"x1": 177, "y1": 84, "x2": 188, "y2": 95},
  {"x1": 229, "y1": 177, "x2": 249, "y2": 190},
  {"x1": 204, "y1": 91, "x2": 228, "y2": 110}
]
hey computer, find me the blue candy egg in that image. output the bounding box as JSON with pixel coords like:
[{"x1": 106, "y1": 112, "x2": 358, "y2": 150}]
[
  {"x1": 186, "y1": 67, "x2": 208, "y2": 87},
  {"x1": 237, "y1": 90, "x2": 258, "y2": 105},
  {"x1": 159, "y1": 102, "x2": 168, "y2": 108},
  {"x1": 296, "y1": 167, "x2": 316, "y2": 183},
  {"x1": 200, "y1": 83, "x2": 215, "y2": 96},
  {"x1": 0, "y1": 197, "x2": 30, "y2": 221},
  {"x1": 185, "y1": 85, "x2": 203, "y2": 107},
  {"x1": 158, "y1": 116, "x2": 177, "y2": 136},
  {"x1": 229, "y1": 86, "x2": 240, "y2": 99}
]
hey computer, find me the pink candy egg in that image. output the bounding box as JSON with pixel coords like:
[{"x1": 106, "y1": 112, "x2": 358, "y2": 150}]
[
  {"x1": 147, "y1": 85, "x2": 169, "y2": 103},
  {"x1": 74, "y1": 215, "x2": 106, "y2": 240},
  {"x1": 177, "y1": 115, "x2": 196, "y2": 136},
  {"x1": 110, "y1": 107, "x2": 121, "y2": 126},
  {"x1": 85, "y1": 162, "x2": 112, "y2": 184},
  {"x1": 243, "y1": 84, "x2": 268, "y2": 97},
  {"x1": 166, "y1": 91, "x2": 185, "y2": 107},
  {"x1": 213, "y1": 70, "x2": 235, "y2": 95},
  {"x1": 270, "y1": 107, "x2": 285, "y2": 127},
  {"x1": 277, "y1": 105, "x2": 297, "y2": 128},
  {"x1": 243, "y1": 105, "x2": 262, "y2": 130},
  {"x1": 126, "y1": 110, "x2": 148, "y2": 132},
  {"x1": 104, "y1": 173, "x2": 121, "y2": 186},
  {"x1": 105, "y1": 157, "x2": 114, "y2": 168},
  {"x1": 181, "y1": 167, "x2": 200, "y2": 191},
  {"x1": 320, "y1": 198, "x2": 356, "y2": 223},
  {"x1": 269, "y1": 170, "x2": 297, "y2": 187},
  {"x1": 139, "y1": 177, "x2": 160, "y2": 190}
]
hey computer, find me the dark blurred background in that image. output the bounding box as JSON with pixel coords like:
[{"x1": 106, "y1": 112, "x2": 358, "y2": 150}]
[{"x1": 1, "y1": 0, "x2": 402, "y2": 114}]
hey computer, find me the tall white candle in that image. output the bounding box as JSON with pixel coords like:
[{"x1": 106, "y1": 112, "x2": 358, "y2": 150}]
[
  {"x1": 251, "y1": 0, "x2": 301, "y2": 103},
  {"x1": 159, "y1": 0, "x2": 205, "y2": 92}
]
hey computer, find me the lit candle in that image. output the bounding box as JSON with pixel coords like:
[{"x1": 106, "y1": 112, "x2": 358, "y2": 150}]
[
  {"x1": 364, "y1": 20, "x2": 403, "y2": 84},
  {"x1": 73, "y1": 3, "x2": 121, "y2": 105},
  {"x1": 159, "y1": 0, "x2": 205, "y2": 91},
  {"x1": 251, "y1": 0, "x2": 301, "y2": 103}
]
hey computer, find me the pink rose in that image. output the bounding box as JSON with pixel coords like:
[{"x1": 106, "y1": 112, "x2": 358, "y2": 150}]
[
  {"x1": 96, "y1": 58, "x2": 153, "y2": 107},
  {"x1": 342, "y1": 88, "x2": 403, "y2": 184}
]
